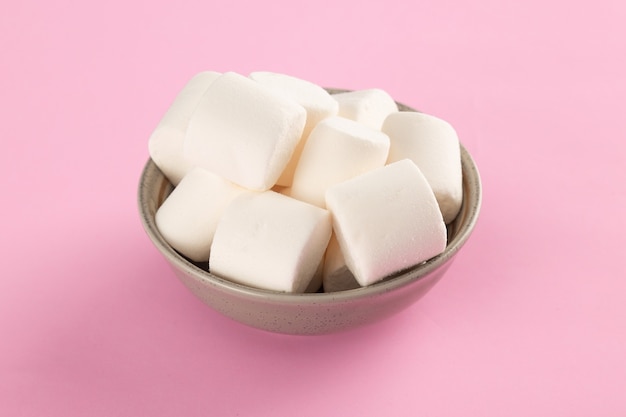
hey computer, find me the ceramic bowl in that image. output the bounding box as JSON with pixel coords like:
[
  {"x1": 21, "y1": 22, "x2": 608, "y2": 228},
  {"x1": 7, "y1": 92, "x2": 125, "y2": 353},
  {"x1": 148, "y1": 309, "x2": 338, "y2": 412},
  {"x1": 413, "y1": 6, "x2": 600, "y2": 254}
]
[{"x1": 138, "y1": 99, "x2": 482, "y2": 335}]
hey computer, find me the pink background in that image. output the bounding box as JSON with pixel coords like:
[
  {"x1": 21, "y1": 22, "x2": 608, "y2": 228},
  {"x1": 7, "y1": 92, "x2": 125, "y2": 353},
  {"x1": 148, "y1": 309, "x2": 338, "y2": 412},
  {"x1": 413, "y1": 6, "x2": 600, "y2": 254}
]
[{"x1": 2, "y1": 0, "x2": 625, "y2": 415}]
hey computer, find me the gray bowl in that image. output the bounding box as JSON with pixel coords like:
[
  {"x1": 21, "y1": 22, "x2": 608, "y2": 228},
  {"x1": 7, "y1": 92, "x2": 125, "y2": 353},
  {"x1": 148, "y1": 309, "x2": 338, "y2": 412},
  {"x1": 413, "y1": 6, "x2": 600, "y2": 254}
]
[{"x1": 138, "y1": 100, "x2": 482, "y2": 335}]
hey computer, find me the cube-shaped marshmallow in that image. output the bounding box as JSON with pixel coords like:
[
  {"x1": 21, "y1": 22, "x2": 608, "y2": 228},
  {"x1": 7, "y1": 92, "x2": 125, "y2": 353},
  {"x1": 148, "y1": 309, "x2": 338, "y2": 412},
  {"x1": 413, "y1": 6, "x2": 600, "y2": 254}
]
[
  {"x1": 209, "y1": 191, "x2": 332, "y2": 293},
  {"x1": 149, "y1": 71, "x2": 221, "y2": 185},
  {"x1": 184, "y1": 72, "x2": 307, "y2": 191},
  {"x1": 155, "y1": 167, "x2": 246, "y2": 262},
  {"x1": 322, "y1": 233, "x2": 360, "y2": 292},
  {"x1": 290, "y1": 116, "x2": 390, "y2": 208},
  {"x1": 382, "y1": 111, "x2": 463, "y2": 223},
  {"x1": 325, "y1": 159, "x2": 447, "y2": 287},
  {"x1": 332, "y1": 88, "x2": 398, "y2": 130},
  {"x1": 249, "y1": 71, "x2": 339, "y2": 186}
]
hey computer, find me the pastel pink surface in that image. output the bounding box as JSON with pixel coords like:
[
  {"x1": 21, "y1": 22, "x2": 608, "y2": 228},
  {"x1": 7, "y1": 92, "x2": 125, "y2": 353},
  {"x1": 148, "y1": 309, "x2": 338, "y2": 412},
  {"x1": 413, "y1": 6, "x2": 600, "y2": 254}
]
[{"x1": 2, "y1": 0, "x2": 625, "y2": 416}]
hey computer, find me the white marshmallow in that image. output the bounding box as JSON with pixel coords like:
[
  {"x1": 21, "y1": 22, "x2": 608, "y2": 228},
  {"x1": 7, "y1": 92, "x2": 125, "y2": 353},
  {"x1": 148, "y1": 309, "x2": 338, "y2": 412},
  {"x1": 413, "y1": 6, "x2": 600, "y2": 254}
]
[
  {"x1": 325, "y1": 159, "x2": 447, "y2": 287},
  {"x1": 155, "y1": 167, "x2": 246, "y2": 262},
  {"x1": 149, "y1": 71, "x2": 221, "y2": 185},
  {"x1": 332, "y1": 89, "x2": 398, "y2": 130},
  {"x1": 305, "y1": 258, "x2": 324, "y2": 293},
  {"x1": 382, "y1": 111, "x2": 463, "y2": 223},
  {"x1": 184, "y1": 72, "x2": 307, "y2": 191},
  {"x1": 290, "y1": 116, "x2": 390, "y2": 208},
  {"x1": 249, "y1": 71, "x2": 339, "y2": 186},
  {"x1": 209, "y1": 191, "x2": 332, "y2": 293},
  {"x1": 322, "y1": 234, "x2": 360, "y2": 292}
]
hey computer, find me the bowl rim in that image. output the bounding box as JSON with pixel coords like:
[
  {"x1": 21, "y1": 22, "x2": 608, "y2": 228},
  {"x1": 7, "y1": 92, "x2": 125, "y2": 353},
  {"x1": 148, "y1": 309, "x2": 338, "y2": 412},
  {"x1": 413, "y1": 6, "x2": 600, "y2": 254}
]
[{"x1": 138, "y1": 105, "x2": 482, "y2": 305}]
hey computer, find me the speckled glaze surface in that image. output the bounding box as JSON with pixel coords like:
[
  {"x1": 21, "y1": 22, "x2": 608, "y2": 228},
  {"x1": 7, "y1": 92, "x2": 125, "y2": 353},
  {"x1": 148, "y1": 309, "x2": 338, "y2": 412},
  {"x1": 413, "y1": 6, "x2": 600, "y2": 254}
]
[{"x1": 137, "y1": 100, "x2": 482, "y2": 335}]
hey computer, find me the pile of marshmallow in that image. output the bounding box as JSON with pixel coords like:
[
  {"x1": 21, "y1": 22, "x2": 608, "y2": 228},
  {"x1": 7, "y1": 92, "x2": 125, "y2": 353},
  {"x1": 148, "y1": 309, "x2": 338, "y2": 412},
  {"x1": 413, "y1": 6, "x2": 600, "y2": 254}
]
[{"x1": 149, "y1": 71, "x2": 462, "y2": 293}]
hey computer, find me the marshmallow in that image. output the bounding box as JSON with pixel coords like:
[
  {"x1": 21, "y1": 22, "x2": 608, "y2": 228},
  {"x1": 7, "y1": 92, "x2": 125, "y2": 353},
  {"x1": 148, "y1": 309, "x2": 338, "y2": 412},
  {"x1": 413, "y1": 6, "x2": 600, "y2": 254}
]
[
  {"x1": 209, "y1": 191, "x2": 332, "y2": 293},
  {"x1": 184, "y1": 72, "x2": 307, "y2": 191},
  {"x1": 332, "y1": 89, "x2": 398, "y2": 130},
  {"x1": 155, "y1": 167, "x2": 246, "y2": 262},
  {"x1": 382, "y1": 112, "x2": 463, "y2": 223},
  {"x1": 249, "y1": 71, "x2": 339, "y2": 186},
  {"x1": 149, "y1": 71, "x2": 221, "y2": 185},
  {"x1": 305, "y1": 258, "x2": 324, "y2": 293},
  {"x1": 322, "y1": 234, "x2": 360, "y2": 292},
  {"x1": 290, "y1": 116, "x2": 390, "y2": 208},
  {"x1": 325, "y1": 159, "x2": 447, "y2": 287}
]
